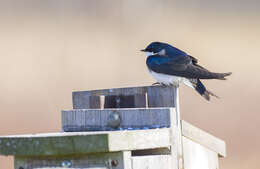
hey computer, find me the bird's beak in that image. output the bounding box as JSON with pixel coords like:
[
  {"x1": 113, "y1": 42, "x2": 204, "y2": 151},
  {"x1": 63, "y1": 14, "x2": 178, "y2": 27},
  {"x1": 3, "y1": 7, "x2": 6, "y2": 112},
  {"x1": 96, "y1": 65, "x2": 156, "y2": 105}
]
[{"x1": 140, "y1": 49, "x2": 146, "y2": 52}]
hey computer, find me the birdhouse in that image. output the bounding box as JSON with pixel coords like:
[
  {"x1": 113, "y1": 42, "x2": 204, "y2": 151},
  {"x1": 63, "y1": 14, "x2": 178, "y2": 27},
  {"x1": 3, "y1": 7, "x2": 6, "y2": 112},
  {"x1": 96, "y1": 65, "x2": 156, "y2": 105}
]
[{"x1": 0, "y1": 86, "x2": 226, "y2": 169}]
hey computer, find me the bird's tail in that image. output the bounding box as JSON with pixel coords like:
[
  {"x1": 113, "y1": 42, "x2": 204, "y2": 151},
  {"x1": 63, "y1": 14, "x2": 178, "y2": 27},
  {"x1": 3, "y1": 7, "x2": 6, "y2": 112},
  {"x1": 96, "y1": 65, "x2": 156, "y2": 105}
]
[
  {"x1": 212, "y1": 72, "x2": 232, "y2": 80},
  {"x1": 192, "y1": 63, "x2": 232, "y2": 80},
  {"x1": 192, "y1": 79, "x2": 219, "y2": 101}
]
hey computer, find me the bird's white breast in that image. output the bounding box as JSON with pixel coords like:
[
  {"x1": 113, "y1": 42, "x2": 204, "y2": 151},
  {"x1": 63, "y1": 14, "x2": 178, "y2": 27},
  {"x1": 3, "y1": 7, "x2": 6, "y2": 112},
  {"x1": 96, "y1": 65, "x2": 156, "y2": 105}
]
[
  {"x1": 149, "y1": 71, "x2": 181, "y2": 86},
  {"x1": 149, "y1": 70, "x2": 194, "y2": 88}
]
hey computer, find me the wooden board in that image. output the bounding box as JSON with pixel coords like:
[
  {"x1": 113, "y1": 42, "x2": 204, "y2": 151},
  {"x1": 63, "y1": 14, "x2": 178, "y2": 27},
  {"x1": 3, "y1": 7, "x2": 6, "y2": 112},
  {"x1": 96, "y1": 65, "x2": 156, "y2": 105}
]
[
  {"x1": 181, "y1": 120, "x2": 226, "y2": 157},
  {"x1": 0, "y1": 129, "x2": 171, "y2": 156},
  {"x1": 72, "y1": 86, "x2": 177, "y2": 109},
  {"x1": 15, "y1": 151, "x2": 131, "y2": 169},
  {"x1": 62, "y1": 108, "x2": 173, "y2": 132},
  {"x1": 147, "y1": 86, "x2": 176, "y2": 107},
  {"x1": 131, "y1": 155, "x2": 172, "y2": 169},
  {"x1": 171, "y1": 88, "x2": 184, "y2": 169},
  {"x1": 182, "y1": 136, "x2": 219, "y2": 169}
]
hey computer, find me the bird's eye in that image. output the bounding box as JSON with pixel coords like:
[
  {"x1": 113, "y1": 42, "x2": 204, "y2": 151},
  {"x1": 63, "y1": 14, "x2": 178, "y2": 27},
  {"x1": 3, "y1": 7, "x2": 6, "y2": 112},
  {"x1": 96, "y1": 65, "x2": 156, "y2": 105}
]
[{"x1": 148, "y1": 48, "x2": 154, "y2": 52}]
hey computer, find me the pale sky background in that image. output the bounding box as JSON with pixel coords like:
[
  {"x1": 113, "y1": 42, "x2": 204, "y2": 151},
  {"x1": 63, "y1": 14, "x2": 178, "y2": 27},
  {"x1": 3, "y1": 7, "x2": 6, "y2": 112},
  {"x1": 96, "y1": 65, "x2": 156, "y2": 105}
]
[{"x1": 0, "y1": 0, "x2": 260, "y2": 168}]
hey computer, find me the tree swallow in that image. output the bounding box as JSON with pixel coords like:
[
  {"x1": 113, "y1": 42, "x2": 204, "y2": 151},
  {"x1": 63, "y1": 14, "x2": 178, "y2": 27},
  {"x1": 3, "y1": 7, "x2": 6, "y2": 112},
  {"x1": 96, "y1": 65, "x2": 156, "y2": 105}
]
[{"x1": 141, "y1": 42, "x2": 232, "y2": 101}]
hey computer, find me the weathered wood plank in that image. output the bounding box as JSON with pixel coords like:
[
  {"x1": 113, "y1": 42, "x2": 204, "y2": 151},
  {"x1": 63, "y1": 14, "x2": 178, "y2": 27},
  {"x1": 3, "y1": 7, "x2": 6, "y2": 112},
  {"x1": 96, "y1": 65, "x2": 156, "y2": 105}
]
[
  {"x1": 134, "y1": 94, "x2": 147, "y2": 108},
  {"x1": 73, "y1": 95, "x2": 101, "y2": 109},
  {"x1": 62, "y1": 108, "x2": 173, "y2": 132},
  {"x1": 131, "y1": 155, "x2": 172, "y2": 169},
  {"x1": 74, "y1": 86, "x2": 147, "y2": 97},
  {"x1": 15, "y1": 151, "x2": 131, "y2": 169},
  {"x1": 182, "y1": 136, "x2": 219, "y2": 169},
  {"x1": 73, "y1": 86, "x2": 148, "y2": 109},
  {"x1": 181, "y1": 120, "x2": 226, "y2": 157},
  {"x1": 147, "y1": 86, "x2": 176, "y2": 107},
  {"x1": 0, "y1": 129, "x2": 171, "y2": 156},
  {"x1": 72, "y1": 86, "x2": 177, "y2": 109}
]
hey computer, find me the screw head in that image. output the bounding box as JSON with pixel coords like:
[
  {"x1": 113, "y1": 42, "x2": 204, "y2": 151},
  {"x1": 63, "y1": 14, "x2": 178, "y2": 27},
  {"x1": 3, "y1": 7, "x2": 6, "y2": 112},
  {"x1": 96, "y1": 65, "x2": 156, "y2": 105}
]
[
  {"x1": 61, "y1": 160, "x2": 72, "y2": 167},
  {"x1": 107, "y1": 111, "x2": 121, "y2": 128},
  {"x1": 111, "y1": 159, "x2": 118, "y2": 167}
]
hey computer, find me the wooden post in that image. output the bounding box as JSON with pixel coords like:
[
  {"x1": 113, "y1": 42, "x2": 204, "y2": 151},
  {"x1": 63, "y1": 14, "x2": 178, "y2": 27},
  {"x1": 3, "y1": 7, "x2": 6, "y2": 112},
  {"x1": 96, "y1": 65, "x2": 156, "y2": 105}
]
[{"x1": 0, "y1": 86, "x2": 226, "y2": 169}]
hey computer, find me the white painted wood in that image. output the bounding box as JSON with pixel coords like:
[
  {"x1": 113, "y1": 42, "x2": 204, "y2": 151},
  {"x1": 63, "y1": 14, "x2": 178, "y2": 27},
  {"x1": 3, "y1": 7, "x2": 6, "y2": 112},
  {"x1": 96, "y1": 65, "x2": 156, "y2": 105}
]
[
  {"x1": 182, "y1": 136, "x2": 219, "y2": 169},
  {"x1": 181, "y1": 120, "x2": 226, "y2": 157},
  {"x1": 0, "y1": 129, "x2": 172, "y2": 156},
  {"x1": 122, "y1": 151, "x2": 132, "y2": 169},
  {"x1": 132, "y1": 155, "x2": 172, "y2": 169},
  {"x1": 108, "y1": 129, "x2": 171, "y2": 152},
  {"x1": 172, "y1": 87, "x2": 184, "y2": 169}
]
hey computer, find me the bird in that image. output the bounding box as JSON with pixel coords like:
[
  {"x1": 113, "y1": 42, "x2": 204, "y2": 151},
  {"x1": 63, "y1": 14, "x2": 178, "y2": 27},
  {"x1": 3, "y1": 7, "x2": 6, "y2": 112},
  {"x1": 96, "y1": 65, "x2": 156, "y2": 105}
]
[{"x1": 141, "y1": 41, "x2": 232, "y2": 101}]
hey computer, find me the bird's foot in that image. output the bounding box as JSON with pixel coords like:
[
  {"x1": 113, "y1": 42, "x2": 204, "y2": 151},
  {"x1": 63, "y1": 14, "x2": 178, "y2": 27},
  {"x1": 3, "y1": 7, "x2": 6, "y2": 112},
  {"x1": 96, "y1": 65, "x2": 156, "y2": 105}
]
[
  {"x1": 152, "y1": 82, "x2": 168, "y2": 88},
  {"x1": 152, "y1": 82, "x2": 161, "y2": 86},
  {"x1": 152, "y1": 82, "x2": 167, "y2": 87},
  {"x1": 152, "y1": 82, "x2": 178, "y2": 88}
]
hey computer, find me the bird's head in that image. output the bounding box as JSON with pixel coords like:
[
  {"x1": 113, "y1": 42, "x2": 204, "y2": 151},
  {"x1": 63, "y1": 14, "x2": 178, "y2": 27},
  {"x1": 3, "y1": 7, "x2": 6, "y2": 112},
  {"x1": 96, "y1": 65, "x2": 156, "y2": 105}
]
[{"x1": 141, "y1": 42, "x2": 171, "y2": 56}]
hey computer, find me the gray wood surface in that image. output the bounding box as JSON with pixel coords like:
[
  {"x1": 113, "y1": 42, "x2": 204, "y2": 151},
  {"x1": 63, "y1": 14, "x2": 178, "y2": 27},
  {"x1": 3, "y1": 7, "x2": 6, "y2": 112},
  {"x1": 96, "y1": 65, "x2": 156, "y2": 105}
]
[
  {"x1": 73, "y1": 95, "x2": 101, "y2": 109},
  {"x1": 72, "y1": 86, "x2": 177, "y2": 109},
  {"x1": 181, "y1": 120, "x2": 226, "y2": 157},
  {"x1": 73, "y1": 86, "x2": 147, "y2": 109},
  {"x1": 0, "y1": 129, "x2": 171, "y2": 156},
  {"x1": 182, "y1": 136, "x2": 219, "y2": 169},
  {"x1": 62, "y1": 108, "x2": 173, "y2": 132},
  {"x1": 147, "y1": 86, "x2": 176, "y2": 107},
  {"x1": 131, "y1": 155, "x2": 172, "y2": 169},
  {"x1": 15, "y1": 151, "x2": 131, "y2": 169}
]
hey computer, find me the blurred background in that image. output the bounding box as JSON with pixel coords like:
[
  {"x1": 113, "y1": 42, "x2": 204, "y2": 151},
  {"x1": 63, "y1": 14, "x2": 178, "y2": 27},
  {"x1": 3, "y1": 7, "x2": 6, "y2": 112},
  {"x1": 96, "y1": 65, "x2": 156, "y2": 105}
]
[{"x1": 0, "y1": 0, "x2": 259, "y2": 168}]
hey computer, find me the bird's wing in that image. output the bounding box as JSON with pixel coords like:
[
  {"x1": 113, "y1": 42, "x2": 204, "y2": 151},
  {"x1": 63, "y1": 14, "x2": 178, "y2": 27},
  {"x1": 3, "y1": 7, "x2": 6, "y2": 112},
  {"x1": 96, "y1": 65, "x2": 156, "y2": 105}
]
[
  {"x1": 188, "y1": 55, "x2": 198, "y2": 64},
  {"x1": 187, "y1": 55, "x2": 209, "y2": 71},
  {"x1": 146, "y1": 54, "x2": 228, "y2": 79}
]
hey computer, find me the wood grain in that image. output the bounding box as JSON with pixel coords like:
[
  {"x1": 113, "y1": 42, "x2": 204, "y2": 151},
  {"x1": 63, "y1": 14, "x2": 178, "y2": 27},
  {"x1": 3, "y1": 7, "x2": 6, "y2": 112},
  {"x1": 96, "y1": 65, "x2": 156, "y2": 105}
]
[
  {"x1": 72, "y1": 86, "x2": 177, "y2": 109},
  {"x1": 147, "y1": 86, "x2": 176, "y2": 107},
  {"x1": 62, "y1": 108, "x2": 173, "y2": 132}
]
